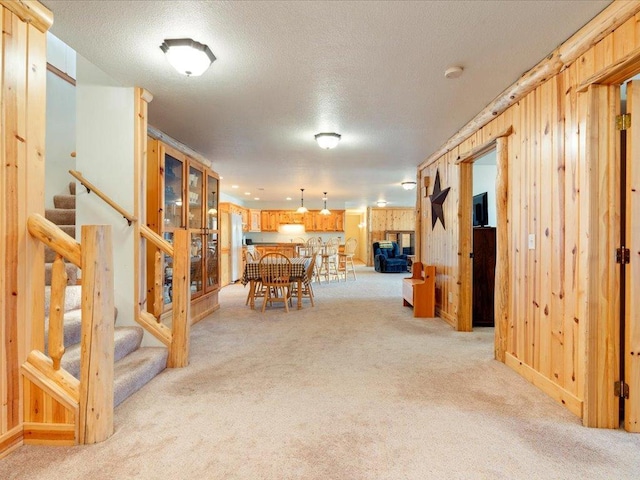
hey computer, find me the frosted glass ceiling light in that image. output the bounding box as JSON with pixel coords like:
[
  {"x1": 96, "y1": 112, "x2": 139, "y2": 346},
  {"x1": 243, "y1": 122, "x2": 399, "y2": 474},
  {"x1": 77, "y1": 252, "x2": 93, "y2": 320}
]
[
  {"x1": 161, "y1": 38, "x2": 216, "y2": 76},
  {"x1": 376, "y1": 201, "x2": 387, "y2": 208},
  {"x1": 314, "y1": 132, "x2": 341, "y2": 149},
  {"x1": 320, "y1": 192, "x2": 331, "y2": 215},
  {"x1": 297, "y1": 188, "x2": 308, "y2": 213},
  {"x1": 402, "y1": 181, "x2": 417, "y2": 190}
]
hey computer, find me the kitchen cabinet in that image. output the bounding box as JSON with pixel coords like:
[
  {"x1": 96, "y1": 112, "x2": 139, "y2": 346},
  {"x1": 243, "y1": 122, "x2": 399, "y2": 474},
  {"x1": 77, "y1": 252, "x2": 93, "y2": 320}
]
[
  {"x1": 258, "y1": 210, "x2": 345, "y2": 232},
  {"x1": 249, "y1": 209, "x2": 261, "y2": 232},
  {"x1": 146, "y1": 137, "x2": 220, "y2": 324},
  {"x1": 260, "y1": 210, "x2": 278, "y2": 232}
]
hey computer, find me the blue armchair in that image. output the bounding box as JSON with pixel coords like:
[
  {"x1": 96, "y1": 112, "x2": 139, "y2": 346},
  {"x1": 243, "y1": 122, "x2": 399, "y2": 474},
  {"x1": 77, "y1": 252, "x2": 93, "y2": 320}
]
[{"x1": 373, "y1": 241, "x2": 408, "y2": 273}]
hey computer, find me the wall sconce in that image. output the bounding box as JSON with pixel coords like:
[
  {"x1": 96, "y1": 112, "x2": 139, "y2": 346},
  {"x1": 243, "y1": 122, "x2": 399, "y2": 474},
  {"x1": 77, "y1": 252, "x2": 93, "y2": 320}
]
[{"x1": 160, "y1": 38, "x2": 216, "y2": 76}]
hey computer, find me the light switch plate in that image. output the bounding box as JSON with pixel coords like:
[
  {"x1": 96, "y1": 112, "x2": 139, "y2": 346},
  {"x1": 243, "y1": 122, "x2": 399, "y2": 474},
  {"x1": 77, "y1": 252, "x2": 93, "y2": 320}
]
[{"x1": 528, "y1": 234, "x2": 535, "y2": 250}]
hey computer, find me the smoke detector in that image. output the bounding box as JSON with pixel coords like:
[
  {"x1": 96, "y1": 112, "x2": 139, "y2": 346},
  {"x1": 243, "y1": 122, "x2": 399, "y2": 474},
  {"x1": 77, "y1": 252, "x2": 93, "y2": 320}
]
[{"x1": 444, "y1": 66, "x2": 463, "y2": 79}]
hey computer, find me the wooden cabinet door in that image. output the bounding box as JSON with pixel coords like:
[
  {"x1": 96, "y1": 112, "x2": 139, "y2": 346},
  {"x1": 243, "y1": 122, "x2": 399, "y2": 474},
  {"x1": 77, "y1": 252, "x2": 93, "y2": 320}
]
[
  {"x1": 334, "y1": 211, "x2": 345, "y2": 231},
  {"x1": 260, "y1": 211, "x2": 276, "y2": 231},
  {"x1": 205, "y1": 173, "x2": 219, "y2": 293},
  {"x1": 250, "y1": 210, "x2": 261, "y2": 231}
]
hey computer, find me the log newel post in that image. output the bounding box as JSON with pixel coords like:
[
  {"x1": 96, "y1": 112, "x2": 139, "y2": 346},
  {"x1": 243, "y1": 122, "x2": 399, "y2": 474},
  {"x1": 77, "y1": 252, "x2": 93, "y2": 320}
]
[
  {"x1": 494, "y1": 137, "x2": 509, "y2": 362},
  {"x1": 168, "y1": 229, "x2": 191, "y2": 368},
  {"x1": 78, "y1": 225, "x2": 115, "y2": 444}
]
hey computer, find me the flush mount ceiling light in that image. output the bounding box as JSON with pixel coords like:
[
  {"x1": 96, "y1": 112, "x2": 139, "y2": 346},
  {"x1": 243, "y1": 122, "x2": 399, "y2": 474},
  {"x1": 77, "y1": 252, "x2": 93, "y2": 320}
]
[
  {"x1": 376, "y1": 200, "x2": 387, "y2": 208},
  {"x1": 401, "y1": 181, "x2": 417, "y2": 190},
  {"x1": 320, "y1": 192, "x2": 331, "y2": 215},
  {"x1": 297, "y1": 188, "x2": 308, "y2": 213},
  {"x1": 160, "y1": 38, "x2": 216, "y2": 76},
  {"x1": 314, "y1": 132, "x2": 341, "y2": 149}
]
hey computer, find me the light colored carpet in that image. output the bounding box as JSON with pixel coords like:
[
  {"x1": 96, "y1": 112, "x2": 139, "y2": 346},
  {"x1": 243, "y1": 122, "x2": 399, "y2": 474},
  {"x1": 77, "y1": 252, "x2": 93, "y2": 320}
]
[{"x1": 2, "y1": 266, "x2": 639, "y2": 479}]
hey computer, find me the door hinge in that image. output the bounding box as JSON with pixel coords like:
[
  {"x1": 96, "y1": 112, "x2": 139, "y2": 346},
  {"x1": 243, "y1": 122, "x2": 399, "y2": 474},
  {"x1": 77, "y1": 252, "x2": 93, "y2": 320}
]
[
  {"x1": 616, "y1": 113, "x2": 631, "y2": 131},
  {"x1": 615, "y1": 380, "x2": 629, "y2": 399},
  {"x1": 616, "y1": 246, "x2": 630, "y2": 264}
]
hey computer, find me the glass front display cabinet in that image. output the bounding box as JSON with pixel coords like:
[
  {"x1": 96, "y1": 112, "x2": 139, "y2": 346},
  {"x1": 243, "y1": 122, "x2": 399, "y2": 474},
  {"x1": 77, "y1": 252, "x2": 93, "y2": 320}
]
[{"x1": 147, "y1": 137, "x2": 220, "y2": 323}]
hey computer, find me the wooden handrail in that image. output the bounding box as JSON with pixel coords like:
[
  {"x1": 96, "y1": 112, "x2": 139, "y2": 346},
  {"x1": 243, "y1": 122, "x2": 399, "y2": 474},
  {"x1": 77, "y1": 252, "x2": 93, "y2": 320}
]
[
  {"x1": 27, "y1": 214, "x2": 82, "y2": 267},
  {"x1": 68, "y1": 170, "x2": 137, "y2": 226},
  {"x1": 140, "y1": 224, "x2": 174, "y2": 256}
]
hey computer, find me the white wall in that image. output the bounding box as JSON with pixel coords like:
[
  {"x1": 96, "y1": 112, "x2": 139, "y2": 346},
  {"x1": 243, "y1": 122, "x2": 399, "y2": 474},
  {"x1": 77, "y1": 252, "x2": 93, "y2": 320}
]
[
  {"x1": 473, "y1": 150, "x2": 497, "y2": 228},
  {"x1": 75, "y1": 55, "x2": 137, "y2": 331},
  {"x1": 45, "y1": 32, "x2": 76, "y2": 208}
]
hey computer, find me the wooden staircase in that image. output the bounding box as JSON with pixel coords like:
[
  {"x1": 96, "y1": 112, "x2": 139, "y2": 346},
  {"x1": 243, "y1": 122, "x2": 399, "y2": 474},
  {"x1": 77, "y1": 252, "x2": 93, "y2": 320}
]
[
  {"x1": 44, "y1": 181, "x2": 78, "y2": 285},
  {"x1": 43, "y1": 284, "x2": 168, "y2": 408},
  {"x1": 43, "y1": 182, "x2": 169, "y2": 409}
]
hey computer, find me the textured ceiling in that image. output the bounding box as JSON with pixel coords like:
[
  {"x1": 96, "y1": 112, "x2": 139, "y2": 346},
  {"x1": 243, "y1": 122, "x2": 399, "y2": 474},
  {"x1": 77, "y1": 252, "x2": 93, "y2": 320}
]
[{"x1": 43, "y1": 0, "x2": 611, "y2": 210}]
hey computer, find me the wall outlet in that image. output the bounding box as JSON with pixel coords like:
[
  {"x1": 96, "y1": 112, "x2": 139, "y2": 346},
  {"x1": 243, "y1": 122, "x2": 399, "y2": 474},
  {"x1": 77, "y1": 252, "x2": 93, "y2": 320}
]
[
  {"x1": 448, "y1": 291, "x2": 453, "y2": 303},
  {"x1": 528, "y1": 234, "x2": 535, "y2": 250}
]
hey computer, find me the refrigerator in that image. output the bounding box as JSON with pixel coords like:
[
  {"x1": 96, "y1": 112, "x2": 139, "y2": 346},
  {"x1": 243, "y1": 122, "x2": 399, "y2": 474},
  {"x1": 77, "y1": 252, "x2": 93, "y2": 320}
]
[{"x1": 230, "y1": 213, "x2": 244, "y2": 282}]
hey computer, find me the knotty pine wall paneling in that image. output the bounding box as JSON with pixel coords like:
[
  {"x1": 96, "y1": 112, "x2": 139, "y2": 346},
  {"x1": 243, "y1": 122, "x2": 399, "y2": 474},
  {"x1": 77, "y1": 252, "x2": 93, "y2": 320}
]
[
  {"x1": 366, "y1": 207, "x2": 415, "y2": 266},
  {"x1": 418, "y1": 4, "x2": 640, "y2": 426},
  {"x1": 0, "y1": 0, "x2": 51, "y2": 456}
]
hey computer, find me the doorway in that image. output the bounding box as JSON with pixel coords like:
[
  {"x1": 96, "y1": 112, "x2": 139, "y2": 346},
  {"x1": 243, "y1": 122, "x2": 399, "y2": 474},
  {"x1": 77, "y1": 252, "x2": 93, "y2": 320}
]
[{"x1": 471, "y1": 151, "x2": 497, "y2": 327}]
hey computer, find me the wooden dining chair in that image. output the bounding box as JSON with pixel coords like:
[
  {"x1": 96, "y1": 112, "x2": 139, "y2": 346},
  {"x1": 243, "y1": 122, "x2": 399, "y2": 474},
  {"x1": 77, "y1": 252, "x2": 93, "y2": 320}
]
[
  {"x1": 244, "y1": 250, "x2": 265, "y2": 306},
  {"x1": 320, "y1": 237, "x2": 340, "y2": 282},
  {"x1": 291, "y1": 254, "x2": 316, "y2": 306},
  {"x1": 259, "y1": 252, "x2": 293, "y2": 312},
  {"x1": 338, "y1": 237, "x2": 358, "y2": 281}
]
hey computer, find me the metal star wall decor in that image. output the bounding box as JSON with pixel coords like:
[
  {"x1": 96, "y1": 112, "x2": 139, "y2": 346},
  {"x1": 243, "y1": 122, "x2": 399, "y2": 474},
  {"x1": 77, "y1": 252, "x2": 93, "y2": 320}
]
[{"x1": 429, "y1": 169, "x2": 450, "y2": 230}]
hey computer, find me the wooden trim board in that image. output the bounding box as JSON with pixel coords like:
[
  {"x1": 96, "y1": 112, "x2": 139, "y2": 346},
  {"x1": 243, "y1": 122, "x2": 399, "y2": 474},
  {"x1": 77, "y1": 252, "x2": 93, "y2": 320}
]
[{"x1": 505, "y1": 353, "x2": 583, "y2": 418}]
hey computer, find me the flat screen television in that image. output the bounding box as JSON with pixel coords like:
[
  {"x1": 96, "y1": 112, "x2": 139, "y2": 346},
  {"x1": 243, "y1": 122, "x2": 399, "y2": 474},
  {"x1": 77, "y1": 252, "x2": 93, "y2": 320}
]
[{"x1": 473, "y1": 192, "x2": 488, "y2": 227}]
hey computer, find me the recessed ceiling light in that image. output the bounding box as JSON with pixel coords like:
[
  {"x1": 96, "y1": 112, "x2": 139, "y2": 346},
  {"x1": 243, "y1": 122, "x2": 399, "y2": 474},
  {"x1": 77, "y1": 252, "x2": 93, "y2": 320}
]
[
  {"x1": 231, "y1": 185, "x2": 239, "y2": 189},
  {"x1": 245, "y1": 192, "x2": 251, "y2": 195},
  {"x1": 286, "y1": 197, "x2": 292, "y2": 201},
  {"x1": 254, "y1": 197, "x2": 260, "y2": 200}
]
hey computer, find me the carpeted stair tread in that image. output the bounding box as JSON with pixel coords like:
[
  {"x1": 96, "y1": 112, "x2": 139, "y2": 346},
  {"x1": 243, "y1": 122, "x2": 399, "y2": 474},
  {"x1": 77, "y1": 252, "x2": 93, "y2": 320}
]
[
  {"x1": 45, "y1": 208, "x2": 76, "y2": 226},
  {"x1": 45, "y1": 262, "x2": 78, "y2": 286},
  {"x1": 43, "y1": 306, "x2": 119, "y2": 353},
  {"x1": 61, "y1": 326, "x2": 144, "y2": 379},
  {"x1": 53, "y1": 194, "x2": 76, "y2": 209},
  {"x1": 114, "y1": 347, "x2": 168, "y2": 407},
  {"x1": 44, "y1": 309, "x2": 82, "y2": 353}
]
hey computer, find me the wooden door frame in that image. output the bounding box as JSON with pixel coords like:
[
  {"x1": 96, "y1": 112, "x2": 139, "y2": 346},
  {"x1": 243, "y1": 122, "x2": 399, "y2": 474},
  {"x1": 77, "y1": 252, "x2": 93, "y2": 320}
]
[{"x1": 456, "y1": 128, "x2": 512, "y2": 360}]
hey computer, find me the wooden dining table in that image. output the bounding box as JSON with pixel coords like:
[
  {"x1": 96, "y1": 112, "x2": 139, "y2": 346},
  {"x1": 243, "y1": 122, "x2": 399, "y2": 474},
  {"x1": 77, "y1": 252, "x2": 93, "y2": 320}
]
[{"x1": 242, "y1": 257, "x2": 310, "y2": 310}]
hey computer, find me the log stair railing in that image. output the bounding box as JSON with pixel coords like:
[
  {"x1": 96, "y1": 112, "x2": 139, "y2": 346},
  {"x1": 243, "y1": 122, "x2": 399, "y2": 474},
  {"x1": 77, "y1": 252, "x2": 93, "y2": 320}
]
[
  {"x1": 68, "y1": 169, "x2": 190, "y2": 367},
  {"x1": 22, "y1": 214, "x2": 114, "y2": 444}
]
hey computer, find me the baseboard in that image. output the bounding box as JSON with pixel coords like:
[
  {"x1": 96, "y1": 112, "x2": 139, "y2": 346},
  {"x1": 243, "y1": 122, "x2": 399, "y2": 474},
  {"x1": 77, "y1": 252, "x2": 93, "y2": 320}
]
[
  {"x1": 436, "y1": 308, "x2": 456, "y2": 328},
  {"x1": 505, "y1": 352, "x2": 583, "y2": 418},
  {"x1": 0, "y1": 426, "x2": 23, "y2": 458},
  {"x1": 23, "y1": 422, "x2": 76, "y2": 446}
]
